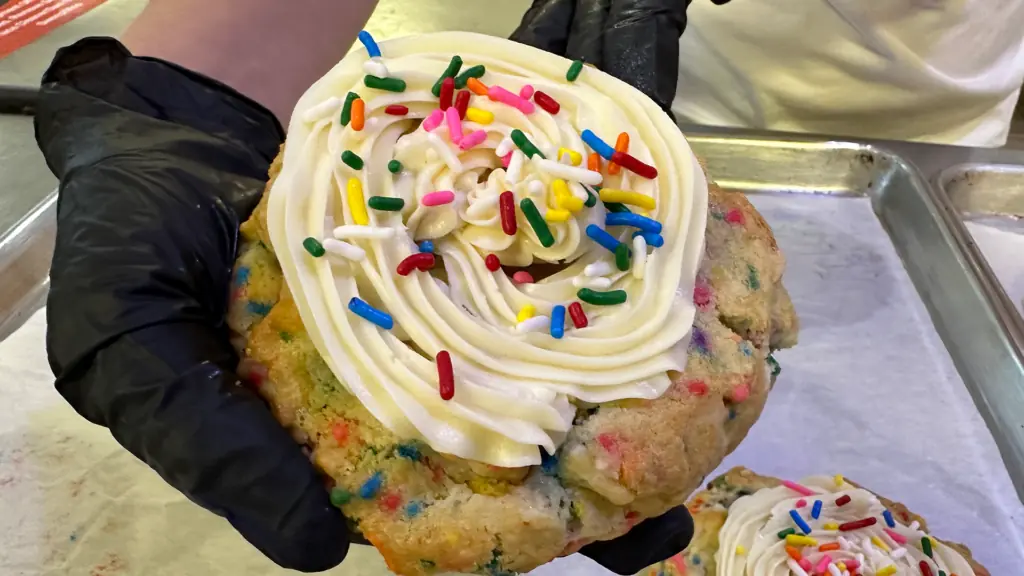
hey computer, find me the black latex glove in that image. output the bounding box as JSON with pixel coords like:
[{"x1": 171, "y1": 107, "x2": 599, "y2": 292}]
[
  {"x1": 36, "y1": 37, "x2": 693, "y2": 576},
  {"x1": 511, "y1": 0, "x2": 729, "y2": 113}
]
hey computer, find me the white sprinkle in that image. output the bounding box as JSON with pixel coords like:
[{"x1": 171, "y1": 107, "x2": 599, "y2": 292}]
[
  {"x1": 362, "y1": 58, "x2": 389, "y2": 78},
  {"x1": 568, "y1": 181, "x2": 589, "y2": 202},
  {"x1": 323, "y1": 238, "x2": 366, "y2": 261},
  {"x1": 631, "y1": 234, "x2": 647, "y2": 279},
  {"x1": 855, "y1": 553, "x2": 865, "y2": 567},
  {"x1": 527, "y1": 179, "x2": 545, "y2": 199},
  {"x1": 559, "y1": 151, "x2": 573, "y2": 165},
  {"x1": 427, "y1": 133, "x2": 463, "y2": 172},
  {"x1": 909, "y1": 521, "x2": 920, "y2": 531},
  {"x1": 842, "y1": 572, "x2": 850, "y2": 576},
  {"x1": 466, "y1": 194, "x2": 499, "y2": 218},
  {"x1": 302, "y1": 96, "x2": 341, "y2": 123},
  {"x1": 828, "y1": 564, "x2": 842, "y2": 576},
  {"x1": 584, "y1": 261, "x2": 613, "y2": 277},
  {"x1": 533, "y1": 158, "x2": 603, "y2": 185},
  {"x1": 516, "y1": 315, "x2": 550, "y2": 333},
  {"x1": 890, "y1": 547, "x2": 907, "y2": 559},
  {"x1": 786, "y1": 559, "x2": 809, "y2": 576},
  {"x1": 496, "y1": 137, "x2": 515, "y2": 158},
  {"x1": 572, "y1": 276, "x2": 613, "y2": 289},
  {"x1": 333, "y1": 225, "x2": 395, "y2": 240},
  {"x1": 838, "y1": 537, "x2": 852, "y2": 551},
  {"x1": 505, "y1": 150, "x2": 525, "y2": 185}
]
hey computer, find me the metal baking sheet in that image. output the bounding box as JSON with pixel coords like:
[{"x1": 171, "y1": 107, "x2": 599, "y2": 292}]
[{"x1": 0, "y1": 192, "x2": 54, "y2": 342}]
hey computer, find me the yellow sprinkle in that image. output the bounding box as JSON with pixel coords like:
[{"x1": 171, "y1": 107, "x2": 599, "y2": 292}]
[
  {"x1": 735, "y1": 545, "x2": 746, "y2": 556},
  {"x1": 785, "y1": 535, "x2": 818, "y2": 547},
  {"x1": 517, "y1": 304, "x2": 536, "y2": 323},
  {"x1": 823, "y1": 522, "x2": 839, "y2": 530},
  {"x1": 347, "y1": 178, "x2": 368, "y2": 225},
  {"x1": 834, "y1": 474, "x2": 845, "y2": 487},
  {"x1": 929, "y1": 536, "x2": 938, "y2": 548},
  {"x1": 877, "y1": 566, "x2": 897, "y2": 576},
  {"x1": 871, "y1": 535, "x2": 891, "y2": 552},
  {"x1": 599, "y1": 189, "x2": 656, "y2": 211},
  {"x1": 551, "y1": 179, "x2": 570, "y2": 205},
  {"x1": 545, "y1": 208, "x2": 571, "y2": 222},
  {"x1": 557, "y1": 147, "x2": 582, "y2": 166},
  {"x1": 465, "y1": 107, "x2": 494, "y2": 125},
  {"x1": 836, "y1": 563, "x2": 846, "y2": 572}
]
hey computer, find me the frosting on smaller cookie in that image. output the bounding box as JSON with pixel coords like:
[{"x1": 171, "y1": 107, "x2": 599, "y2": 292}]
[{"x1": 716, "y1": 476, "x2": 975, "y2": 576}]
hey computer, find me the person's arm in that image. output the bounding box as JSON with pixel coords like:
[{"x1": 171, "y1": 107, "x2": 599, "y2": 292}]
[{"x1": 121, "y1": 0, "x2": 379, "y2": 122}]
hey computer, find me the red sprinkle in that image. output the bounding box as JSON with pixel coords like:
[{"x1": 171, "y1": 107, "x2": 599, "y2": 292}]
[
  {"x1": 332, "y1": 421, "x2": 350, "y2": 445},
  {"x1": 485, "y1": 254, "x2": 501, "y2": 272},
  {"x1": 380, "y1": 491, "x2": 402, "y2": 512},
  {"x1": 533, "y1": 91, "x2": 561, "y2": 115},
  {"x1": 919, "y1": 561, "x2": 934, "y2": 576},
  {"x1": 611, "y1": 151, "x2": 658, "y2": 179},
  {"x1": 596, "y1": 433, "x2": 619, "y2": 453},
  {"x1": 499, "y1": 191, "x2": 517, "y2": 236},
  {"x1": 385, "y1": 105, "x2": 409, "y2": 116},
  {"x1": 730, "y1": 382, "x2": 750, "y2": 402},
  {"x1": 795, "y1": 499, "x2": 807, "y2": 508},
  {"x1": 436, "y1": 351, "x2": 455, "y2": 400},
  {"x1": 439, "y1": 77, "x2": 455, "y2": 110},
  {"x1": 838, "y1": 517, "x2": 877, "y2": 531},
  {"x1": 396, "y1": 253, "x2": 436, "y2": 276},
  {"x1": 568, "y1": 302, "x2": 588, "y2": 328},
  {"x1": 725, "y1": 208, "x2": 745, "y2": 225},
  {"x1": 835, "y1": 494, "x2": 852, "y2": 507},
  {"x1": 501, "y1": 152, "x2": 513, "y2": 168},
  {"x1": 512, "y1": 271, "x2": 534, "y2": 284},
  {"x1": 454, "y1": 90, "x2": 470, "y2": 120},
  {"x1": 693, "y1": 283, "x2": 712, "y2": 308},
  {"x1": 687, "y1": 380, "x2": 708, "y2": 396}
]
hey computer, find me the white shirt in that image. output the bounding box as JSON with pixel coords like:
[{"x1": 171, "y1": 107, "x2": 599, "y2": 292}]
[{"x1": 673, "y1": 0, "x2": 1024, "y2": 146}]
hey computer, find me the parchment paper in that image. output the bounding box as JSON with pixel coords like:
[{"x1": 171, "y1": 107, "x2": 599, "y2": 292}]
[{"x1": 2, "y1": 195, "x2": 1022, "y2": 576}]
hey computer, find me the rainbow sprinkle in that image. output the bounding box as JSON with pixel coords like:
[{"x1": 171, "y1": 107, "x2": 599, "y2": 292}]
[
  {"x1": 566, "y1": 59, "x2": 584, "y2": 82},
  {"x1": 348, "y1": 297, "x2": 393, "y2": 329},
  {"x1": 581, "y1": 129, "x2": 615, "y2": 159},
  {"x1": 359, "y1": 472, "x2": 384, "y2": 498},
  {"x1": 789, "y1": 509, "x2": 812, "y2": 534},
  {"x1": 585, "y1": 224, "x2": 621, "y2": 254},
  {"x1": 811, "y1": 500, "x2": 823, "y2": 519},
  {"x1": 550, "y1": 305, "x2": 566, "y2": 338},
  {"x1": 358, "y1": 31, "x2": 381, "y2": 57}
]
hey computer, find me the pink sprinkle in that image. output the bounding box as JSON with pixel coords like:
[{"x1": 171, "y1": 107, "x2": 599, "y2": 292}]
[
  {"x1": 459, "y1": 129, "x2": 488, "y2": 151},
  {"x1": 488, "y1": 85, "x2": 536, "y2": 114},
  {"x1": 799, "y1": 559, "x2": 812, "y2": 573},
  {"x1": 686, "y1": 380, "x2": 708, "y2": 396},
  {"x1": 814, "y1": 554, "x2": 832, "y2": 575},
  {"x1": 725, "y1": 208, "x2": 745, "y2": 225},
  {"x1": 844, "y1": 559, "x2": 860, "y2": 570},
  {"x1": 422, "y1": 109, "x2": 444, "y2": 132},
  {"x1": 519, "y1": 84, "x2": 535, "y2": 100},
  {"x1": 422, "y1": 191, "x2": 455, "y2": 207},
  {"x1": 883, "y1": 527, "x2": 907, "y2": 545},
  {"x1": 668, "y1": 554, "x2": 688, "y2": 575},
  {"x1": 730, "y1": 382, "x2": 750, "y2": 402},
  {"x1": 796, "y1": 499, "x2": 807, "y2": 508},
  {"x1": 596, "y1": 433, "x2": 619, "y2": 454},
  {"x1": 512, "y1": 271, "x2": 534, "y2": 284},
  {"x1": 693, "y1": 283, "x2": 712, "y2": 308},
  {"x1": 445, "y1": 107, "x2": 462, "y2": 143},
  {"x1": 501, "y1": 152, "x2": 513, "y2": 168},
  {"x1": 781, "y1": 480, "x2": 816, "y2": 497}
]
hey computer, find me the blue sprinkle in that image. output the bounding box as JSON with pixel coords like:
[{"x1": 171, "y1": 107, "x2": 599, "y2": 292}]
[
  {"x1": 789, "y1": 509, "x2": 812, "y2": 534},
  {"x1": 550, "y1": 305, "x2": 566, "y2": 339},
  {"x1": 397, "y1": 444, "x2": 421, "y2": 461},
  {"x1": 740, "y1": 342, "x2": 753, "y2": 357},
  {"x1": 235, "y1": 266, "x2": 251, "y2": 285},
  {"x1": 581, "y1": 130, "x2": 615, "y2": 160},
  {"x1": 691, "y1": 554, "x2": 701, "y2": 565},
  {"x1": 883, "y1": 509, "x2": 895, "y2": 528},
  {"x1": 605, "y1": 212, "x2": 663, "y2": 234},
  {"x1": 405, "y1": 501, "x2": 424, "y2": 518},
  {"x1": 691, "y1": 327, "x2": 710, "y2": 355},
  {"x1": 358, "y1": 30, "x2": 382, "y2": 58},
  {"x1": 69, "y1": 533, "x2": 77, "y2": 542},
  {"x1": 632, "y1": 231, "x2": 664, "y2": 248},
  {"x1": 540, "y1": 450, "x2": 559, "y2": 475},
  {"x1": 246, "y1": 301, "x2": 272, "y2": 316},
  {"x1": 359, "y1": 471, "x2": 384, "y2": 499},
  {"x1": 585, "y1": 224, "x2": 621, "y2": 254},
  {"x1": 418, "y1": 240, "x2": 434, "y2": 253},
  {"x1": 811, "y1": 500, "x2": 823, "y2": 519},
  {"x1": 348, "y1": 297, "x2": 394, "y2": 330},
  {"x1": 728, "y1": 407, "x2": 737, "y2": 420}
]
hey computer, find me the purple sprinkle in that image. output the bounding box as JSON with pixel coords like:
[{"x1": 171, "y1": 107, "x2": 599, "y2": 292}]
[{"x1": 691, "y1": 328, "x2": 710, "y2": 355}]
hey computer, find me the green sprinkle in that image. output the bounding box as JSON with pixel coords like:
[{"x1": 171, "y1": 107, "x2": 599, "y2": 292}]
[
  {"x1": 388, "y1": 159, "x2": 403, "y2": 173},
  {"x1": 777, "y1": 527, "x2": 796, "y2": 539},
  {"x1": 922, "y1": 536, "x2": 933, "y2": 558},
  {"x1": 577, "y1": 288, "x2": 628, "y2": 306},
  {"x1": 767, "y1": 354, "x2": 782, "y2": 377},
  {"x1": 454, "y1": 64, "x2": 486, "y2": 88},
  {"x1": 368, "y1": 196, "x2": 405, "y2": 211},
  {"x1": 330, "y1": 488, "x2": 352, "y2": 507},
  {"x1": 566, "y1": 60, "x2": 584, "y2": 82},
  {"x1": 711, "y1": 210, "x2": 725, "y2": 220},
  {"x1": 341, "y1": 150, "x2": 364, "y2": 170},
  {"x1": 584, "y1": 189, "x2": 597, "y2": 208},
  {"x1": 746, "y1": 263, "x2": 761, "y2": 290},
  {"x1": 615, "y1": 243, "x2": 630, "y2": 271},
  {"x1": 364, "y1": 75, "x2": 407, "y2": 92},
  {"x1": 520, "y1": 198, "x2": 554, "y2": 247},
  {"x1": 604, "y1": 202, "x2": 631, "y2": 213},
  {"x1": 279, "y1": 331, "x2": 293, "y2": 343},
  {"x1": 420, "y1": 559, "x2": 437, "y2": 570},
  {"x1": 303, "y1": 237, "x2": 326, "y2": 257},
  {"x1": 340, "y1": 92, "x2": 359, "y2": 126},
  {"x1": 431, "y1": 55, "x2": 463, "y2": 96},
  {"x1": 939, "y1": 571, "x2": 947, "y2": 576},
  {"x1": 510, "y1": 129, "x2": 546, "y2": 159}
]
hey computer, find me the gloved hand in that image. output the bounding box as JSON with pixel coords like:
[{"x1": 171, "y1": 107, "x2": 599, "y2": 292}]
[
  {"x1": 511, "y1": 0, "x2": 730, "y2": 113},
  {"x1": 36, "y1": 37, "x2": 693, "y2": 576}
]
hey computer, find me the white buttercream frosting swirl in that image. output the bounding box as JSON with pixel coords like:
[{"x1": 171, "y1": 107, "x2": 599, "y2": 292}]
[
  {"x1": 266, "y1": 32, "x2": 708, "y2": 467},
  {"x1": 716, "y1": 477, "x2": 976, "y2": 576}
]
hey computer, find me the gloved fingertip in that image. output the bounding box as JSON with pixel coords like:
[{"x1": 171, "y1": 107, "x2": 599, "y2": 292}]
[
  {"x1": 564, "y1": 0, "x2": 610, "y2": 67},
  {"x1": 510, "y1": 0, "x2": 576, "y2": 55},
  {"x1": 579, "y1": 506, "x2": 694, "y2": 575}
]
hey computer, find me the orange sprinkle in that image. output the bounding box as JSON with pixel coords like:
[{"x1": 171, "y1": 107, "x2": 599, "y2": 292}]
[
  {"x1": 784, "y1": 545, "x2": 802, "y2": 561},
  {"x1": 467, "y1": 77, "x2": 489, "y2": 96},
  {"x1": 818, "y1": 543, "x2": 840, "y2": 552},
  {"x1": 351, "y1": 98, "x2": 365, "y2": 131},
  {"x1": 588, "y1": 152, "x2": 601, "y2": 172},
  {"x1": 608, "y1": 132, "x2": 630, "y2": 175},
  {"x1": 332, "y1": 421, "x2": 350, "y2": 445}
]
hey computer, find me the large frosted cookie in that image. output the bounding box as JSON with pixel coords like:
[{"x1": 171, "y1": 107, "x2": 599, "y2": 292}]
[
  {"x1": 227, "y1": 31, "x2": 797, "y2": 576},
  {"x1": 642, "y1": 467, "x2": 989, "y2": 576}
]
